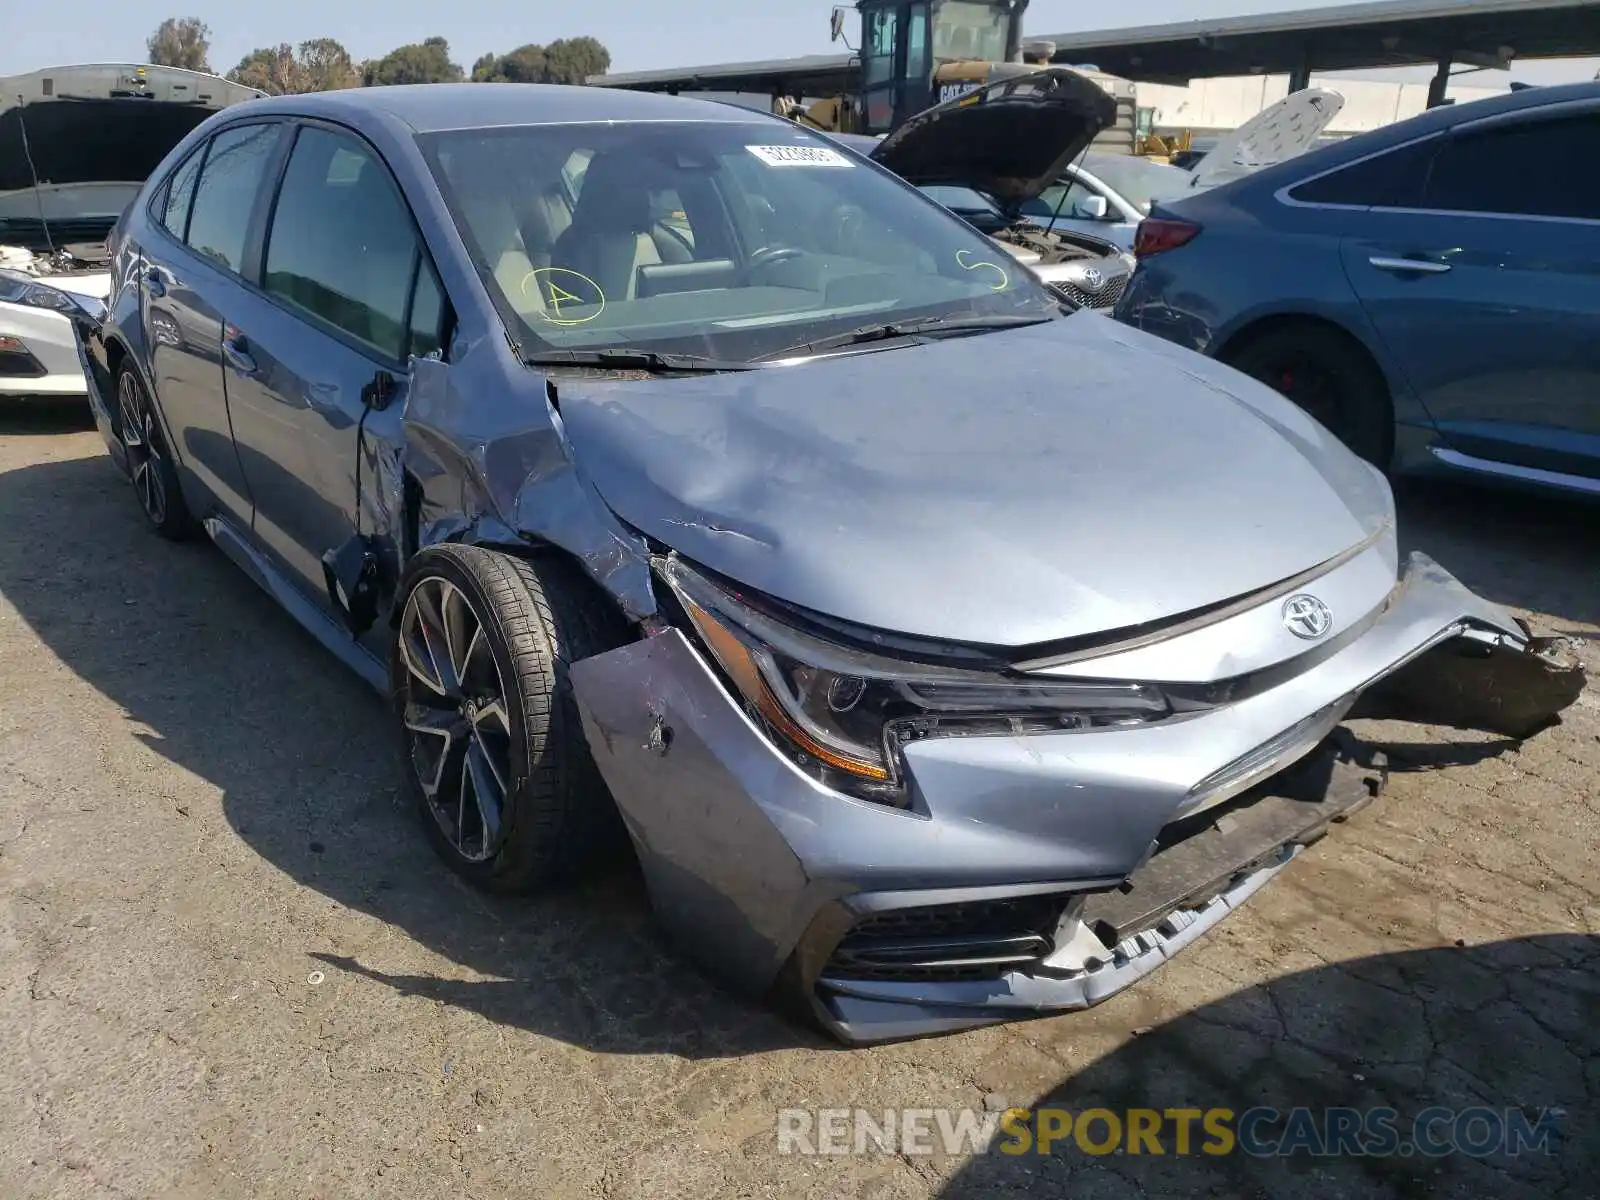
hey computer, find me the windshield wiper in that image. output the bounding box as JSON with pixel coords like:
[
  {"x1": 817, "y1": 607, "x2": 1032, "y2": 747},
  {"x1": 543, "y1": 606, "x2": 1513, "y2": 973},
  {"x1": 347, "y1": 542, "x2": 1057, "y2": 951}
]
[
  {"x1": 762, "y1": 313, "x2": 1054, "y2": 361},
  {"x1": 523, "y1": 348, "x2": 760, "y2": 373}
]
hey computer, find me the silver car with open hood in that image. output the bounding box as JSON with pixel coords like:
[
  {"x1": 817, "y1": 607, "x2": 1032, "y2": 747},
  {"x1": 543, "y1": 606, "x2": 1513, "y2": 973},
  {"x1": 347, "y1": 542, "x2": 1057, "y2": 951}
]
[
  {"x1": 0, "y1": 64, "x2": 261, "y2": 396},
  {"x1": 79, "y1": 82, "x2": 1585, "y2": 1046},
  {"x1": 832, "y1": 70, "x2": 1135, "y2": 310}
]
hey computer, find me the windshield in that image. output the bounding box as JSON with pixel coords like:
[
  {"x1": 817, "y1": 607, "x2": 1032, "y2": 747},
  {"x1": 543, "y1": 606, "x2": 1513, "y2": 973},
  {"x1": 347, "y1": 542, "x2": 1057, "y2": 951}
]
[
  {"x1": 931, "y1": 0, "x2": 1009, "y2": 62},
  {"x1": 421, "y1": 120, "x2": 1056, "y2": 363},
  {"x1": 1076, "y1": 156, "x2": 1193, "y2": 215},
  {"x1": 917, "y1": 184, "x2": 1001, "y2": 217}
]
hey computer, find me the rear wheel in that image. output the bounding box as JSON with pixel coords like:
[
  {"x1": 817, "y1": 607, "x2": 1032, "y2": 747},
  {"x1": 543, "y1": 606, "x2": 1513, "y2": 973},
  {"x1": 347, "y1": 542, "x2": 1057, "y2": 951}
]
[
  {"x1": 116, "y1": 366, "x2": 196, "y2": 538},
  {"x1": 1226, "y1": 325, "x2": 1393, "y2": 469},
  {"x1": 392, "y1": 544, "x2": 629, "y2": 892}
]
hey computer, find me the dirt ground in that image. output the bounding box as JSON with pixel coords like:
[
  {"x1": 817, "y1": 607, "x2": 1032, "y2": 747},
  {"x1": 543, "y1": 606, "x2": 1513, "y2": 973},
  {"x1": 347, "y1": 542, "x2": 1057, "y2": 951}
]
[{"x1": 1, "y1": 403, "x2": 1596, "y2": 1200}]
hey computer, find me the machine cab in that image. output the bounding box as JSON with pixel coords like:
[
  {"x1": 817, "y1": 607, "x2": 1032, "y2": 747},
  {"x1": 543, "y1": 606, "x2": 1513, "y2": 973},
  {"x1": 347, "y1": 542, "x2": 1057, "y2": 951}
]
[{"x1": 848, "y1": 0, "x2": 1028, "y2": 134}]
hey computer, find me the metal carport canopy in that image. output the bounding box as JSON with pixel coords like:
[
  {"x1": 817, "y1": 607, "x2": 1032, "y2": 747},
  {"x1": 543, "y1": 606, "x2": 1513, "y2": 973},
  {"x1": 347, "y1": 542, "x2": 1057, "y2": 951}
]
[
  {"x1": 1034, "y1": 0, "x2": 1600, "y2": 84},
  {"x1": 587, "y1": 52, "x2": 858, "y2": 96}
]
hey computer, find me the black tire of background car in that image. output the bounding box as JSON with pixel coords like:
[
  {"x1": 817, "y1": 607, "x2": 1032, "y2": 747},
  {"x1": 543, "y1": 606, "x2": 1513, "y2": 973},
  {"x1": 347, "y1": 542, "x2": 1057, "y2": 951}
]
[
  {"x1": 115, "y1": 365, "x2": 198, "y2": 540},
  {"x1": 1226, "y1": 324, "x2": 1393, "y2": 470},
  {"x1": 392, "y1": 544, "x2": 630, "y2": 892}
]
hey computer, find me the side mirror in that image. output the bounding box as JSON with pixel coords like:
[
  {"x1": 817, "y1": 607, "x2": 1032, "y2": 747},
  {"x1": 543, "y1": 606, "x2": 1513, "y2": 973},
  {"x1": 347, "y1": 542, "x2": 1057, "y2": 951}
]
[
  {"x1": 830, "y1": 6, "x2": 848, "y2": 42},
  {"x1": 1076, "y1": 194, "x2": 1111, "y2": 220}
]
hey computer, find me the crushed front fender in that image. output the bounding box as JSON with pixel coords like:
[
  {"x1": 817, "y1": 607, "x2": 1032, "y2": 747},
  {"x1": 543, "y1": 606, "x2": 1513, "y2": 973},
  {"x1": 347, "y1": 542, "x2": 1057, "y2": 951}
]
[{"x1": 567, "y1": 550, "x2": 1587, "y2": 1046}]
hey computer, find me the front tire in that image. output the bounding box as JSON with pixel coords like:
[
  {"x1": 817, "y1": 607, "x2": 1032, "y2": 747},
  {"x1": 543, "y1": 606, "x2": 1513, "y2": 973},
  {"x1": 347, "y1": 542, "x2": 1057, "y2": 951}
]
[
  {"x1": 115, "y1": 366, "x2": 196, "y2": 539},
  {"x1": 392, "y1": 544, "x2": 628, "y2": 892},
  {"x1": 1226, "y1": 325, "x2": 1393, "y2": 469}
]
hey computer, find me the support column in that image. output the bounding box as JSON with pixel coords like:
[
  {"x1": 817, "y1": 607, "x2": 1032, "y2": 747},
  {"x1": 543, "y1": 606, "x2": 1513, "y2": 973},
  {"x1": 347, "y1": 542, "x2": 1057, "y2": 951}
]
[
  {"x1": 1426, "y1": 54, "x2": 1452, "y2": 107},
  {"x1": 1287, "y1": 46, "x2": 1312, "y2": 93}
]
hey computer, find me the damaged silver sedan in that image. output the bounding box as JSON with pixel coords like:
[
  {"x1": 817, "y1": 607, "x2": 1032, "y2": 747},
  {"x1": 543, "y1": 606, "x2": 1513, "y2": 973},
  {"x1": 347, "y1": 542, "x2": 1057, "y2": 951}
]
[{"x1": 80, "y1": 80, "x2": 1584, "y2": 1044}]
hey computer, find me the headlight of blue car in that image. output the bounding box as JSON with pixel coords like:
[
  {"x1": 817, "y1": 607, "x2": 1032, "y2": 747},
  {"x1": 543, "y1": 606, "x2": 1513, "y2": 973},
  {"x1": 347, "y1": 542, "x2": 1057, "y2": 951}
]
[{"x1": 657, "y1": 554, "x2": 1173, "y2": 806}]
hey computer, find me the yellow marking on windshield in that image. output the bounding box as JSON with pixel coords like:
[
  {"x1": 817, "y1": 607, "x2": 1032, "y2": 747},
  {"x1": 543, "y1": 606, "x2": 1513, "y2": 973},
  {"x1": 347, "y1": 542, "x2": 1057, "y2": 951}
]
[
  {"x1": 956, "y1": 249, "x2": 1010, "y2": 291},
  {"x1": 522, "y1": 267, "x2": 607, "y2": 326}
]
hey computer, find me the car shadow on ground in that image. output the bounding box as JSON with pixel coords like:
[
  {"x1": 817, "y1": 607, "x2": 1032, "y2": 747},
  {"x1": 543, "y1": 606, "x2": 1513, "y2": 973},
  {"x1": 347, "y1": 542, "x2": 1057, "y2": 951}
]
[
  {"x1": 0, "y1": 444, "x2": 816, "y2": 1059},
  {"x1": 938, "y1": 934, "x2": 1598, "y2": 1199},
  {"x1": 0, "y1": 441, "x2": 1591, "y2": 1065},
  {"x1": 0, "y1": 399, "x2": 98, "y2": 435},
  {"x1": 1395, "y1": 477, "x2": 1600, "y2": 634}
]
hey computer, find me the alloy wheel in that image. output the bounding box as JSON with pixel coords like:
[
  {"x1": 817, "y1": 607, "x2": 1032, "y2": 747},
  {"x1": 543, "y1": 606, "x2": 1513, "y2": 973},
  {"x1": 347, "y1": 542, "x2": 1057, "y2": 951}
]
[
  {"x1": 1270, "y1": 359, "x2": 1344, "y2": 434},
  {"x1": 398, "y1": 577, "x2": 514, "y2": 863},
  {"x1": 118, "y1": 372, "x2": 167, "y2": 526}
]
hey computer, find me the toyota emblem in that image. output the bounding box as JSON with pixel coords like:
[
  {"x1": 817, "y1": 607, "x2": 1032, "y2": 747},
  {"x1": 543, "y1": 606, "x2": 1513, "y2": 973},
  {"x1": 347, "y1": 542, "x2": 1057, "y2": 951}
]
[
  {"x1": 1281, "y1": 594, "x2": 1334, "y2": 640},
  {"x1": 1081, "y1": 267, "x2": 1104, "y2": 290}
]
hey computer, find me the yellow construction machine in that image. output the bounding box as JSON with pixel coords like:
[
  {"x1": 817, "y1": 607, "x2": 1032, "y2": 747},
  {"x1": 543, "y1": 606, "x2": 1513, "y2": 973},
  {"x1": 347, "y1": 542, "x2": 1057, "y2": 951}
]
[{"x1": 768, "y1": 0, "x2": 1140, "y2": 153}]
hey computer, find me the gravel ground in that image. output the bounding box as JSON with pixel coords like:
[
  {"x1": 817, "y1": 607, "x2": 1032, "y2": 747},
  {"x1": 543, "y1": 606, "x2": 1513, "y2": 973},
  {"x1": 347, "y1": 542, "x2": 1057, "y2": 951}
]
[{"x1": 1, "y1": 403, "x2": 1596, "y2": 1199}]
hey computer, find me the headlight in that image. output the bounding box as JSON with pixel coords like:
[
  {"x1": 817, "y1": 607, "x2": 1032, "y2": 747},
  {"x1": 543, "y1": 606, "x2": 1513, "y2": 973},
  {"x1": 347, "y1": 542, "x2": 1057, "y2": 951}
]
[
  {"x1": 0, "y1": 271, "x2": 79, "y2": 313},
  {"x1": 658, "y1": 555, "x2": 1171, "y2": 805}
]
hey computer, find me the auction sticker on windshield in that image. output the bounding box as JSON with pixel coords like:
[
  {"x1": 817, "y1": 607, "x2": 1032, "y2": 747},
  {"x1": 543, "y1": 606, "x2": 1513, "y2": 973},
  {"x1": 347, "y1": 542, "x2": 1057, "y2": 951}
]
[{"x1": 746, "y1": 145, "x2": 854, "y2": 168}]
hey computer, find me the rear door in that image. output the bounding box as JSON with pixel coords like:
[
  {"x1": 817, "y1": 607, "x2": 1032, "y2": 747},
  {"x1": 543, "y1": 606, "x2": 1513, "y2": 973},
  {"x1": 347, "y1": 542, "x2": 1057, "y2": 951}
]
[
  {"x1": 1339, "y1": 104, "x2": 1600, "y2": 478},
  {"x1": 220, "y1": 121, "x2": 445, "y2": 610},
  {"x1": 141, "y1": 122, "x2": 284, "y2": 521}
]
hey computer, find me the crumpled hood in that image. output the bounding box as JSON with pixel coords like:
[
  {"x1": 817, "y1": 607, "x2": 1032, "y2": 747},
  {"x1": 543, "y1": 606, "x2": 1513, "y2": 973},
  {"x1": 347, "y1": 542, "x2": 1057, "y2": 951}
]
[
  {"x1": 556, "y1": 315, "x2": 1393, "y2": 649},
  {"x1": 868, "y1": 67, "x2": 1116, "y2": 211}
]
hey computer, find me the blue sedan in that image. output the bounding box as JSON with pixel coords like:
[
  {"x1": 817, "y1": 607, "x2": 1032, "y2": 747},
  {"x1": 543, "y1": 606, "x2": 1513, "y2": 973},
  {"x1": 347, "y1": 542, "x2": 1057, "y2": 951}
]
[{"x1": 1117, "y1": 81, "x2": 1600, "y2": 495}]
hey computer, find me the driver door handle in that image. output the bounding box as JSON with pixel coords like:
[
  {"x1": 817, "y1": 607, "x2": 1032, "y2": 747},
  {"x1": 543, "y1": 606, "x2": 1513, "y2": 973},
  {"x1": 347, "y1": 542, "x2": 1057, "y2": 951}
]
[
  {"x1": 1369, "y1": 256, "x2": 1452, "y2": 275},
  {"x1": 222, "y1": 325, "x2": 258, "y2": 375},
  {"x1": 144, "y1": 267, "x2": 167, "y2": 297}
]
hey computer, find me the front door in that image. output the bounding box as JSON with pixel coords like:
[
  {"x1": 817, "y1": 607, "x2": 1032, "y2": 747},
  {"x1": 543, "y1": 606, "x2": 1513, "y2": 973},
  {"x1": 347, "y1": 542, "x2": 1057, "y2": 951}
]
[
  {"x1": 1341, "y1": 106, "x2": 1600, "y2": 478},
  {"x1": 220, "y1": 121, "x2": 442, "y2": 614}
]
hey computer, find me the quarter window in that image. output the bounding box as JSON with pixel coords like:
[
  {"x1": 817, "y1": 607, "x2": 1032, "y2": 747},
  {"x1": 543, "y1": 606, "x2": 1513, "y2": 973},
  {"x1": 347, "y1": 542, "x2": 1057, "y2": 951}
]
[
  {"x1": 158, "y1": 147, "x2": 204, "y2": 239},
  {"x1": 1422, "y1": 114, "x2": 1600, "y2": 220},
  {"x1": 184, "y1": 123, "x2": 281, "y2": 274},
  {"x1": 408, "y1": 259, "x2": 448, "y2": 360},
  {"x1": 263, "y1": 126, "x2": 423, "y2": 360}
]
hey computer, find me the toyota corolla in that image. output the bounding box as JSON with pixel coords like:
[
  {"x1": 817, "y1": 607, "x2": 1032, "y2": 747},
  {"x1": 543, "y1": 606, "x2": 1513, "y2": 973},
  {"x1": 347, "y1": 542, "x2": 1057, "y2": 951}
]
[{"x1": 77, "y1": 79, "x2": 1584, "y2": 1044}]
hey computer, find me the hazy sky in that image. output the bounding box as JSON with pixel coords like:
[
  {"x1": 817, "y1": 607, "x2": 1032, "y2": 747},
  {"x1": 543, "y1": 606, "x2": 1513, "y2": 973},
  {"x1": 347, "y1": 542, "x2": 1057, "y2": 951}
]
[{"x1": 3, "y1": 0, "x2": 1595, "y2": 85}]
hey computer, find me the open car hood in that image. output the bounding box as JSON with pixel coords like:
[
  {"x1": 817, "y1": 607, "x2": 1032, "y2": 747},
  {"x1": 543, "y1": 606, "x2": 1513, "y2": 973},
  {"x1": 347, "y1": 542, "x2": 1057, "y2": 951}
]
[
  {"x1": 867, "y1": 67, "x2": 1116, "y2": 213},
  {"x1": 1188, "y1": 88, "x2": 1345, "y2": 191},
  {"x1": 0, "y1": 64, "x2": 262, "y2": 194}
]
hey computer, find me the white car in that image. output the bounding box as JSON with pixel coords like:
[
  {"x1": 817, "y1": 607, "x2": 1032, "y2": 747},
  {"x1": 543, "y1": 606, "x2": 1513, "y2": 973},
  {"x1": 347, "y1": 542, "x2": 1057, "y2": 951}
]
[
  {"x1": 0, "y1": 63, "x2": 262, "y2": 399},
  {"x1": 1022, "y1": 89, "x2": 1348, "y2": 251}
]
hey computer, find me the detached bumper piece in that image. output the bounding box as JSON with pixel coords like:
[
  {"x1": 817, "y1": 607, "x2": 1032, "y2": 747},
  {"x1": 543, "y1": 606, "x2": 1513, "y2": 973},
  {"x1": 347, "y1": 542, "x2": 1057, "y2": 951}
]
[
  {"x1": 807, "y1": 735, "x2": 1386, "y2": 1045},
  {"x1": 1353, "y1": 623, "x2": 1587, "y2": 740}
]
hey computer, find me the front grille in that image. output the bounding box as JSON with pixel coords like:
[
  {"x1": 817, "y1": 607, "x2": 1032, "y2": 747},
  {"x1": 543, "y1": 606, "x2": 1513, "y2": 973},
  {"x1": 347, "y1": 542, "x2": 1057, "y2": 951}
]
[
  {"x1": 1053, "y1": 274, "x2": 1128, "y2": 310},
  {"x1": 824, "y1": 893, "x2": 1067, "y2": 983},
  {"x1": 0, "y1": 349, "x2": 45, "y2": 378}
]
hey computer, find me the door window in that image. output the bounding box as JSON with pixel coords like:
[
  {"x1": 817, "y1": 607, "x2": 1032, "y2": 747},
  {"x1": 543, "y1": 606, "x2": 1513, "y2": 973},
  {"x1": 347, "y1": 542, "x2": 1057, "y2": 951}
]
[
  {"x1": 1288, "y1": 138, "x2": 1435, "y2": 208},
  {"x1": 863, "y1": 7, "x2": 899, "y2": 86},
  {"x1": 262, "y1": 126, "x2": 423, "y2": 361},
  {"x1": 905, "y1": 4, "x2": 931, "y2": 83},
  {"x1": 157, "y1": 147, "x2": 205, "y2": 239},
  {"x1": 184, "y1": 123, "x2": 281, "y2": 274},
  {"x1": 1422, "y1": 114, "x2": 1600, "y2": 220}
]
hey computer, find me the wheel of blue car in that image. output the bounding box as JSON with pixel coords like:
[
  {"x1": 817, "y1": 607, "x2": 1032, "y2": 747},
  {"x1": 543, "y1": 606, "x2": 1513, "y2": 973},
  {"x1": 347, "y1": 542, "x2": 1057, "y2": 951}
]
[
  {"x1": 115, "y1": 366, "x2": 196, "y2": 539},
  {"x1": 1226, "y1": 325, "x2": 1393, "y2": 470},
  {"x1": 392, "y1": 544, "x2": 629, "y2": 892}
]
